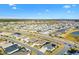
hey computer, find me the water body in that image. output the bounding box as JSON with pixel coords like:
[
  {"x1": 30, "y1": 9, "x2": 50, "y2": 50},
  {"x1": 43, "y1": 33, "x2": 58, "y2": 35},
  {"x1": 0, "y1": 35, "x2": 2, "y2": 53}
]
[{"x1": 71, "y1": 31, "x2": 79, "y2": 36}]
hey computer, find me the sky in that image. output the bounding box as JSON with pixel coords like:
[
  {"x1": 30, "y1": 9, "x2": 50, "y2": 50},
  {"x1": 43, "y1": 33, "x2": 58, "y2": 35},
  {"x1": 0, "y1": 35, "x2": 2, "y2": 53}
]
[{"x1": 0, "y1": 4, "x2": 79, "y2": 19}]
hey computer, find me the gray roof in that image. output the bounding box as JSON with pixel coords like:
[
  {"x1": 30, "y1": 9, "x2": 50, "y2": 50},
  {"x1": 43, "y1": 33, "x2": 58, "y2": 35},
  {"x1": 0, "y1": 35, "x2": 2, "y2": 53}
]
[
  {"x1": 44, "y1": 44, "x2": 56, "y2": 50},
  {"x1": 5, "y1": 44, "x2": 19, "y2": 53}
]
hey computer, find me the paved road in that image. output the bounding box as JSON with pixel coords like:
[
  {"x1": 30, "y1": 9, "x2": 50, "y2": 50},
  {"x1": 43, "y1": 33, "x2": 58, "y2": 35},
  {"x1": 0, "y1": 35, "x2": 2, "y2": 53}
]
[
  {"x1": 32, "y1": 33, "x2": 79, "y2": 54},
  {"x1": 0, "y1": 31, "x2": 64, "y2": 55},
  {"x1": 1, "y1": 30, "x2": 79, "y2": 55},
  {"x1": 57, "y1": 44, "x2": 70, "y2": 55},
  {"x1": 1, "y1": 36, "x2": 44, "y2": 55}
]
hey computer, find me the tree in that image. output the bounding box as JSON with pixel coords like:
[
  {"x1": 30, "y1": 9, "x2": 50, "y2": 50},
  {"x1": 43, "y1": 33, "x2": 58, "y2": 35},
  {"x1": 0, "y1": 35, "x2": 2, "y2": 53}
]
[{"x1": 0, "y1": 50, "x2": 3, "y2": 55}]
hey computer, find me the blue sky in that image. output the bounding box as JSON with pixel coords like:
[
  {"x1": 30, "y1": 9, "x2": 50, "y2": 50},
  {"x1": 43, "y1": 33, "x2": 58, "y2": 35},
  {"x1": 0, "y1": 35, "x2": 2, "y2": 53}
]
[{"x1": 0, "y1": 4, "x2": 79, "y2": 19}]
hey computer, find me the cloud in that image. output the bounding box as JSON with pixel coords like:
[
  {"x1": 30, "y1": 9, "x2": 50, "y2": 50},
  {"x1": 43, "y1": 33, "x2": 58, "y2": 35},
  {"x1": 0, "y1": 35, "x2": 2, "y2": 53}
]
[
  {"x1": 8, "y1": 4, "x2": 16, "y2": 6},
  {"x1": 67, "y1": 10, "x2": 71, "y2": 13},
  {"x1": 38, "y1": 12, "x2": 42, "y2": 15},
  {"x1": 8, "y1": 4, "x2": 17, "y2": 10},
  {"x1": 46, "y1": 9, "x2": 49, "y2": 12},
  {"x1": 12, "y1": 6, "x2": 17, "y2": 10},
  {"x1": 63, "y1": 5, "x2": 71, "y2": 9},
  {"x1": 72, "y1": 4, "x2": 76, "y2": 7},
  {"x1": 63, "y1": 4, "x2": 77, "y2": 9}
]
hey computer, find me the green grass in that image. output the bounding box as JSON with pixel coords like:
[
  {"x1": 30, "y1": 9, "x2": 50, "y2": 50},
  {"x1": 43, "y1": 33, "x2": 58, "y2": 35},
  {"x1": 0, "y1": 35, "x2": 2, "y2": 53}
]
[
  {"x1": 45, "y1": 50, "x2": 52, "y2": 55},
  {"x1": 28, "y1": 42, "x2": 33, "y2": 46},
  {"x1": 30, "y1": 50, "x2": 37, "y2": 55},
  {"x1": 33, "y1": 45, "x2": 42, "y2": 49}
]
